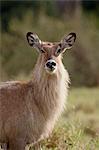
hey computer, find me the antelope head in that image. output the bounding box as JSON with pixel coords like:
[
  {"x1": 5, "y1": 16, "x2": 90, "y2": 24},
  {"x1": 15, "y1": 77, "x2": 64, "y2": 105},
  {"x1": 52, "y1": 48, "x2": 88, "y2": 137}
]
[{"x1": 26, "y1": 32, "x2": 76, "y2": 75}]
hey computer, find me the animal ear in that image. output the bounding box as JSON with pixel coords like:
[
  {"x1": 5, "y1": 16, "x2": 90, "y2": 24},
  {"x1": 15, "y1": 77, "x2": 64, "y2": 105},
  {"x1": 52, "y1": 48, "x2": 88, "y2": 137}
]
[
  {"x1": 55, "y1": 33, "x2": 76, "y2": 56},
  {"x1": 61, "y1": 32, "x2": 76, "y2": 50},
  {"x1": 26, "y1": 32, "x2": 44, "y2": 53}
]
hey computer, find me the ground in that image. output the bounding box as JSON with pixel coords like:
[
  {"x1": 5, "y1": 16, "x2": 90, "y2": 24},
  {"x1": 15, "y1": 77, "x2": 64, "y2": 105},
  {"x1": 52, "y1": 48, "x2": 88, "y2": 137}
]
[{"x1": 32, "y1": 88, "x2": 99, "y2": 150}]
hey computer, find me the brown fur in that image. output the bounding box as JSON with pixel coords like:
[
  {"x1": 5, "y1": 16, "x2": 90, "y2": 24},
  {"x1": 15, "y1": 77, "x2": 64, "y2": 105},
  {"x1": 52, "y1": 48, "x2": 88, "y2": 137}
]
[{"x1": 0, "y1": 31, "x2": 76, "y2": 150}]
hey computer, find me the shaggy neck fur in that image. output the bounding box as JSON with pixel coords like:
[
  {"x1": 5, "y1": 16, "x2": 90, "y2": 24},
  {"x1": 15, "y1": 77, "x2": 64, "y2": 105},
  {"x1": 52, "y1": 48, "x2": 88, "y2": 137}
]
[{"x1": 31, "y1": 55, "x2": 69, "y2": 124}]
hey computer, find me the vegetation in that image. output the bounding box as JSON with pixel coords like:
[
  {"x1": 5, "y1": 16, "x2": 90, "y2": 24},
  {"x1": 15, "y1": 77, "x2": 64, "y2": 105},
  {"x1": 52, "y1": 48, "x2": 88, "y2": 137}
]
[
  {"x1": 0, "y1": 1, "x2": 99, "y2": 149},
  {"x1": 0, "y1": 1, "x2": 99, "y2": 86},
  {"x1": 38, "y1": 88, "x2": 99, "y2": 150}
]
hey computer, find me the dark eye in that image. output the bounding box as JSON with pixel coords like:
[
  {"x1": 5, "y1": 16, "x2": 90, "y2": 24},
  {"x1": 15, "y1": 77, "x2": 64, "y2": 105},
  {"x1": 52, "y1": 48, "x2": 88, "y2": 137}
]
[
  {"x1": 57, "y1": 48, "x2": 61, "y2": 53},
  {"x1": 55, "y1": 44, "x2": 62, "y2": 56},
  {"x1": 41, "y1": 49, "x2": 45, "y2": 53}
]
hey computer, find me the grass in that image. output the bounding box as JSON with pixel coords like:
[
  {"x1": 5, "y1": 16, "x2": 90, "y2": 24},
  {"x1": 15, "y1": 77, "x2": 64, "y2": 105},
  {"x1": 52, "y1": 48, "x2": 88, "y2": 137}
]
[{"x1": 33, "y1": 88, "x2": 99, "y2": 150}]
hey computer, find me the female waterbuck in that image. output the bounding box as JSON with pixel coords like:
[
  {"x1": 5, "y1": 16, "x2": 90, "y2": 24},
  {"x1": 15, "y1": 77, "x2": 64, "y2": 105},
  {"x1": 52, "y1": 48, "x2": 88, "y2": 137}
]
[{"x1": 0, "y1": 32, "x2": 76, "y2": 150}]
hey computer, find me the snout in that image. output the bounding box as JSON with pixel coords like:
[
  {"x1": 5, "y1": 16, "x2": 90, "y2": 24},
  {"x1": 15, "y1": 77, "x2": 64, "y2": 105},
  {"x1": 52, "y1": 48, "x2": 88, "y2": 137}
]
[{"x1": 45, "y1": 59, "x2": 57, "y2": 74}]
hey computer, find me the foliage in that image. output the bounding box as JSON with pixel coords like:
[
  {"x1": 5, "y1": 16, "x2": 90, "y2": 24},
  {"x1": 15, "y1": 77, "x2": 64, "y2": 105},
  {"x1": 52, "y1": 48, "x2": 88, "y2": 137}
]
[
  {"x1": 82, "y1": 1, "x2": 99, "y2": 17},
  {"x1": 32, "y1": 88, "x2": 99, "y2": 150},
  {"x1": 0, "y1": 1, "x2": 99, "y2": 86}
]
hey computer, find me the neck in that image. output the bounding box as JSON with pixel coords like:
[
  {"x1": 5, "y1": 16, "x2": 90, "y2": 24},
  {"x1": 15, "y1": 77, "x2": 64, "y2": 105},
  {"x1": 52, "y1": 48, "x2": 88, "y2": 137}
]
[{"x1": 31, "y1": 60, "x2": 69, "y2": 121}]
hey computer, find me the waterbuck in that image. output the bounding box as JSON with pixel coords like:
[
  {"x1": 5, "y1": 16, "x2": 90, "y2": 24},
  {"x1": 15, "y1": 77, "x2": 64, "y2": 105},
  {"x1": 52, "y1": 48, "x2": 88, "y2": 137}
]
[{"x1": 0, "y1": 32, "x2": 76, "y2": 150}]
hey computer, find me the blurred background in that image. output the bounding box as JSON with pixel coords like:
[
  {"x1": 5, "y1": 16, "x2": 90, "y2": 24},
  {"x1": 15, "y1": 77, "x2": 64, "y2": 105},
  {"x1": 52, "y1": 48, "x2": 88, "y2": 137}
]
[
  {"x1": 0, "y1": 0, "x2": 99, "y2": 86},
  {"x1": 0, "y1": 1, "x2": 99, "y2": 149}
]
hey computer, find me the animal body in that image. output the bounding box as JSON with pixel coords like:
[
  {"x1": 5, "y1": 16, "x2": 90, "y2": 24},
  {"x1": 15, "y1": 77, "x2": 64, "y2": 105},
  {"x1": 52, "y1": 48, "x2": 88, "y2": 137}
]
[{"x1": 0, "y1": 32, "x2": 76, "y2": 150}]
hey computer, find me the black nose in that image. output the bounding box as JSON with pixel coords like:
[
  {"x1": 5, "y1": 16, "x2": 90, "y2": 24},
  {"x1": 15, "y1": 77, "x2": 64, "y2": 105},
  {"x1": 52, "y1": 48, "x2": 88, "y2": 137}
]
[{"x1": 46, "y1": 61, "x2": 56, "y2": 70}]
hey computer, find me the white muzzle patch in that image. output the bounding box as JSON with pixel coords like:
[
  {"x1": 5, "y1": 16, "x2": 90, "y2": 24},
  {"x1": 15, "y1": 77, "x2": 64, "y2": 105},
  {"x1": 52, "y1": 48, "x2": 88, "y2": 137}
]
[{"x1": 45, "y1": 59, "x2": 57, "y2": 74}]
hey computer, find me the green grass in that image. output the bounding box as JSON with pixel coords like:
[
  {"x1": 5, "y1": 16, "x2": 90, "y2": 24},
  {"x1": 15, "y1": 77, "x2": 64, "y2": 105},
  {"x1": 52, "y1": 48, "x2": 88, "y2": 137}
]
[{"x1": 34, "y1": 88, "x2": 99, "y2": 150}]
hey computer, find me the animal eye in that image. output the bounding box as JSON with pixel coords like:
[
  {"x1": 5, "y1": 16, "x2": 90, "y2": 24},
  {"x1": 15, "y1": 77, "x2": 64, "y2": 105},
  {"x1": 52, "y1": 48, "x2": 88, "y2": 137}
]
[
  {"x1": 41, "y1": 49, "x2": 45, "y2": 53},
  {"x1": 55, "y1": 45, "x2": 62, "y2": 56},
  {"x1": 57, "y1": 48, "x2": 61, "y2": 53}
]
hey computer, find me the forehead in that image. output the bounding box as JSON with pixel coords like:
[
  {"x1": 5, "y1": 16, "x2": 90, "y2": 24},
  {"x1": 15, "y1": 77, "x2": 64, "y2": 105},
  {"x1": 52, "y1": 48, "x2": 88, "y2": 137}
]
[
  {"x1": 41, "y1": 42, "x2": 62, "y2": 62},
  {"x1": 41, "y1": 42, "x2": 59, "y2": 51}
]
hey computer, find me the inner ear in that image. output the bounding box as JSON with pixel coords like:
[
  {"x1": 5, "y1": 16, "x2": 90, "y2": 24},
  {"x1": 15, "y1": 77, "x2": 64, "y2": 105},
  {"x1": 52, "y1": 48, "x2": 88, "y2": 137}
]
[
  {"x1": 26, "y1": 32, "x2": 45, "y2": 53},
  {"x1": 61, "y1": 32, "x2": 76, "y2": 49},
  {"x1": 26, "y1": 32, "x2": 41, "y2": 47},
  {"x1": 65, "y1": 33, "x2": 76, "y2": 46},
  {"x1": 55, "y1": 32, "x2": 76, "y2": 56}
]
